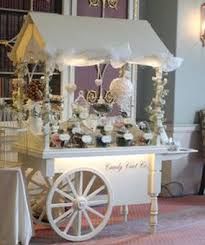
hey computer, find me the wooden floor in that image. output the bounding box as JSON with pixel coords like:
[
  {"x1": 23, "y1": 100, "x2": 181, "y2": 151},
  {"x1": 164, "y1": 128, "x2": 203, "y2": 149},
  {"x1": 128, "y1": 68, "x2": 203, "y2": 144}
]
[{"x1": 31, "y1": 195, "x2": 205, "y2": 245}]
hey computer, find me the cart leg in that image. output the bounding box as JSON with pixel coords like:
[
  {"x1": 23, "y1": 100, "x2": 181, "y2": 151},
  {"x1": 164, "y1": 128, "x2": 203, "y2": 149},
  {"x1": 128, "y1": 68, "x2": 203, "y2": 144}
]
[
  {"x1": 149, "y1": 194, "x2": 158, "y2": 233},
  {"x1": 124, "y1": 205, "x2": 129, "y2": 222},
  {"x1": 120, "y1": 205, "x2": 129, "y2": 222},
  {"x1": 123, "y1": 205, "x2": 129, "y2": 222},
  {"x1": 148, "y1": 155, "x2": 162, "y2": 234}
]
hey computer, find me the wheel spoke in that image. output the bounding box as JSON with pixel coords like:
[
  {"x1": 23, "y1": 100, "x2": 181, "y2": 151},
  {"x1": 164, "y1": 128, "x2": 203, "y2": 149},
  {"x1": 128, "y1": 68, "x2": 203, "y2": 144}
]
[
  {"x1": 26, "y1": 169, "x2": 35, "y2": 180},
  {"x1": 38, "y1": 206, "x2": 46, "y2": 222},
  {"x1": 54, "y1": 208, "x2": 74, "y2": 224},
  {"x1": 86, "y1": 206, "x2": 105, "y2": 219},
  {"x1": 45, "y1": 177, "x2": 52, "y2": 188},
  {"x1": 29, "y1": 187, "x2": 43, "y2": 192},
  {"x1": 59, "y1": 182, "x2": 68, "y2": 190},
  {"x1": 83, "y1": 210, "x2": 94, "y2": 231},
  {"x1": 87, "y1": 185, "x2": 105, "y2": 200},
  {"x1": 51, "y1": 203, "x2": 73, "y2": 208},
  {"x1": 88, "y1": 198, "x2": 108, "y2": 207},
  {"x1": 30, "y1": 179, "x2": 48, "y2": 190},
  {"x1": 55, "y1": 188, "x2": 74, "y2": 202},
  {"x1": 64, "y1": 211, "x2": 77, "y2": 234},
  {"x1": 83, "y1": 175, "x2": 96, "y2": 197},
  {"x1": 77, "y1": 210, "x2": 82, "y2": 236},
  {"x1": 31, "y1": 195, "x2": 46, "y2": 210},
  {"x1": 30, "y1": 191, "x2": 46, "y2": 197},
  {"x1": 78, "y1": 171, "x2": 83, "y2": 196},
  {"x1": 31, "y1": 201, "x2": 37, "y2": 208},
  {"x1": 67, "y1": 176, "x2": 78, "y2": 198}
]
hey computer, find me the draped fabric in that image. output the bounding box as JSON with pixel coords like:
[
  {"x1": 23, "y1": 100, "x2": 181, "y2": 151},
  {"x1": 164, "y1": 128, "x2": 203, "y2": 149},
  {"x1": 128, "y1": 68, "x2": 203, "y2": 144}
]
[{"x1": 0, "y1": 168, "x2": 33, "y2": 245}]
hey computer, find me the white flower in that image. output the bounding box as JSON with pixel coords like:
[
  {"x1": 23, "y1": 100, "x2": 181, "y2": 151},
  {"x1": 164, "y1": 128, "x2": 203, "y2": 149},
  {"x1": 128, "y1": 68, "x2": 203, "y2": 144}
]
[
  {"x1": 144, "y1": 133, "x2": 153, "y2": 140},
  {"x1": 72, "y1": 127, "x2": 81, "y2": 134},
  {"x1": 160, "y1": 53, "x2": 183, "y2": 72},
  {"x1": 104, "y1": 124, "x2": 113, "y2": 132},
  {"x1": 139, "y1": 121, "x2": 147, "y2": 129},
  {"x1": 123, "y1": 133, "x2": 133, "y2": 141},
  {"x1": 82, "y1": 135, "x2": 92, "y2": 144},
  {"x1": 59, "y1": 134, "x2": 70, "y2": 141},
  {"x1": 101, "y1": 135, "x2": 112, "y2": 143},
  {"x1": 95, "y1": 79, "x2": 103, "y2": 86}
]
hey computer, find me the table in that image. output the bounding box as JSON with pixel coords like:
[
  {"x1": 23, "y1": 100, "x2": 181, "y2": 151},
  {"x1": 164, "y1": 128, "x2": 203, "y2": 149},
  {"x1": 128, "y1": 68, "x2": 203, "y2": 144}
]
[{"x1": 0, "y1": 168, "x2": 33, "y2": 245}]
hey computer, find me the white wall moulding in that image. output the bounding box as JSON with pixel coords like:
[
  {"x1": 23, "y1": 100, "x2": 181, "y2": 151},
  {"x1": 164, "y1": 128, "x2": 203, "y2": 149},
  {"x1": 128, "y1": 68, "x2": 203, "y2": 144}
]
[
  {"x1": 166, "y1": 124, "x2": 200, "y2": 133},
  {"x1": 162, "y1": 124, "x2": 202, "y2": 196}
]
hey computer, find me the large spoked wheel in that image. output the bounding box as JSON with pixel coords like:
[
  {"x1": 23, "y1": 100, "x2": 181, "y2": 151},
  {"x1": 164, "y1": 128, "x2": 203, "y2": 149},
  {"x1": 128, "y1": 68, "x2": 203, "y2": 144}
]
[
  {"x1": 25, "y1": 169, "x2": 63, "y2": 225},
  {"x1": 47, "y1": 168, "x2": 113, "y2": 242}
]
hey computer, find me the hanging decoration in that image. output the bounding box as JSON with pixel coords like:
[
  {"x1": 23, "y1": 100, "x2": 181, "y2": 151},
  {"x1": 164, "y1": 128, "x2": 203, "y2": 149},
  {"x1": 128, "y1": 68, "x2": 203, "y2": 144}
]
[
  {"x1": 89, "y1": 0, "x2": 119, "y2": 9},
  {"x1": 109, "y1": 65, "x2": 133, "y2": 114},
  {"x1": 85, "y1": 64, "x2": 114, "y2": 106},
  {"x1": 65, "y1": 82, "x2": 77, "y2": 94}
]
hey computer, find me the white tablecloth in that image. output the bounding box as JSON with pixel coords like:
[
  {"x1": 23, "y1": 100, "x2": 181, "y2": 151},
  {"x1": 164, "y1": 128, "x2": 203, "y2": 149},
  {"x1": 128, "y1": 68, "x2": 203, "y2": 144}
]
[{"x1": 0, "y1": 168, "x2": 33, "y2": 245}]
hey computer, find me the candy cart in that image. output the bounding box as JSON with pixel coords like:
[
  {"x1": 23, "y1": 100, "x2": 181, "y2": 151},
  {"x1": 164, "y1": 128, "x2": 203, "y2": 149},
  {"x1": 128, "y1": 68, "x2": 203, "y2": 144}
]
[{"x1": 8, "y1": 12, "x2": 196, "y2": 242}]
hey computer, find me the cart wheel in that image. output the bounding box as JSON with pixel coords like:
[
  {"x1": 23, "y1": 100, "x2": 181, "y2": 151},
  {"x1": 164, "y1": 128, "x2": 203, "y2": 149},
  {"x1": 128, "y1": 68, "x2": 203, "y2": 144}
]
[
  {"x1": 26, "y1": 169, "x2": 64, "y2": 225},
  {"x1": 47, "y1": 168, "x2": 113, "y2": 241},
  {"x1": 25, "y1": 169, "x2": 53, "y2": 225}
]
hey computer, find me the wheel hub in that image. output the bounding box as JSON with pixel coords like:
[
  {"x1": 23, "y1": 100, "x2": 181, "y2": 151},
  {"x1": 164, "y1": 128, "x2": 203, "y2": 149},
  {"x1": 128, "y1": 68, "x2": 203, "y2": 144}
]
[{"x1": 74, "y1": 196, "x2": 87, "y2": 210}]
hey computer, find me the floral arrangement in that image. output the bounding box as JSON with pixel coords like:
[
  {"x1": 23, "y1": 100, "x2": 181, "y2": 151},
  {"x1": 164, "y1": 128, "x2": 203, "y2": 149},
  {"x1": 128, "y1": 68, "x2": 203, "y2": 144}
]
[
  {"x1": 26, "y1": 80, "x2": 45, "y2": 102},
  {"x1": 114, "y1": 115, "x2": 134, "y2": 146},
  {"x1": 50, "y1": 121, "x2": 94, "y2": 148},
  {"x1": 12, "y1": 78, "x2": 26, "y2": 112},
  {"x1": 146, "y1": 69, "x2": 169, "y2": 145},
  {"x1": 137, "y1": 121, "x2": 153, "y2": 144}
]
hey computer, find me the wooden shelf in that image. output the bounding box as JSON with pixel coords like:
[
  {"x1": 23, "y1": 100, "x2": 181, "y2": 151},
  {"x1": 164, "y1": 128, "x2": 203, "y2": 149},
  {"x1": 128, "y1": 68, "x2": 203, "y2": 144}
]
[
  {"x1": 0, "y1": 72, "x2": 14, "y2": 75},
  {"x1": 0, "y1": 7, "x2": 28, "y2": 13},
  {"x1": 0, "y1": 72, "x2": 60, "y2": 75}
]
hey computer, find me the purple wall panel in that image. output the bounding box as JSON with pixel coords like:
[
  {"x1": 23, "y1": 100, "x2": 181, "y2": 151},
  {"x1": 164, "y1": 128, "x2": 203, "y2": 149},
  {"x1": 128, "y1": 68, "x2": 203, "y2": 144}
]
[
  {"x1": 75, "y1": 0, "x2": 128, "y2": 115},
  {"x1": 77, "y1": 0, "x2": 101, "y2": 17},
  {"x1": 104, "y1": 0, "x2": 128, "y2": 19}
]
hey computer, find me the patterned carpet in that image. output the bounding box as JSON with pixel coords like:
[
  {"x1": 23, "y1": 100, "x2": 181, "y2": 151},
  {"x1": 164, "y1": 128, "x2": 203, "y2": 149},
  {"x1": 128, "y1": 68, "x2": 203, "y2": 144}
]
[{"x1": 31, "y1": 196, "x2": 205, "y2": 245}]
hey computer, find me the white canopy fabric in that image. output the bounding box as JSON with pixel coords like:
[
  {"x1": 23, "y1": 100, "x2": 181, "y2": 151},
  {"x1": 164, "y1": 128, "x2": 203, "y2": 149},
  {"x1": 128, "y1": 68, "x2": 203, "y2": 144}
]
[{"x1": 9, "y1": 12, "x2": 182, "y2": 72}]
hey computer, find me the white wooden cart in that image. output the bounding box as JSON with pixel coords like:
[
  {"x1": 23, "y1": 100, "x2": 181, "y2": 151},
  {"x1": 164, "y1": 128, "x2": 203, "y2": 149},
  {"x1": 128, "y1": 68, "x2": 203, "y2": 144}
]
[
  {"x1": 9, "y1": 12, "x2": 191, "y2": 242},
  {"x1": 17, "y1": 141, "x2": 196, "y2": 241}
]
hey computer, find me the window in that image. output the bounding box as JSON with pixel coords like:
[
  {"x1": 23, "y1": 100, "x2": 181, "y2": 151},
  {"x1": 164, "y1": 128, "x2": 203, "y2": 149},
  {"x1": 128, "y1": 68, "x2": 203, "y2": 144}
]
[{"x1": 0, "y1": 0, "x2": 62, "y2": 100}]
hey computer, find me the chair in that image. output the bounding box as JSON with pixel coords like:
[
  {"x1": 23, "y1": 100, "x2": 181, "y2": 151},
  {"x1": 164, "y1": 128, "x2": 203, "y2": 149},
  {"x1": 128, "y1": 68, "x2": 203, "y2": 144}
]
[{"x1": 198, "y1": 110, "x2": 205, "y2": 195}]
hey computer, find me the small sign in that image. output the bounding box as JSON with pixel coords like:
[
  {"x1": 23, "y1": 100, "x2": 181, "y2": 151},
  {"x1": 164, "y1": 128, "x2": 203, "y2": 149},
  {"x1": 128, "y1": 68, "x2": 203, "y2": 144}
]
[{"x1": 105, "y1": 161, "x2": 148, "y2": 172}]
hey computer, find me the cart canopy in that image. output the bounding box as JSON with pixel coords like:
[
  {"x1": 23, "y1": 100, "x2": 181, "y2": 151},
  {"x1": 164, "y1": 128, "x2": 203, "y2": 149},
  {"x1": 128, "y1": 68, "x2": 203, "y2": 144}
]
[{"x1": 9, "y1": 12, "x2": 182, "y2": 72}]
